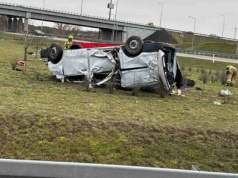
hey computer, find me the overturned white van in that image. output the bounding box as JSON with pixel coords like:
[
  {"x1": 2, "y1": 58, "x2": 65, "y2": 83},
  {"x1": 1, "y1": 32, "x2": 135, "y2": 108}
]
[{"x1": 47, "y1": 36, "x2": 183, "y2": 93}]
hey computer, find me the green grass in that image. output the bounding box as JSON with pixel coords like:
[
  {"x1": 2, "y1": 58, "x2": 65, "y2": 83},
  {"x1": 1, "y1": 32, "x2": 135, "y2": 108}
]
[
  {"x1": 169, "y1": 31, "x2": 238, "y2": 54},
  {"x1": 0, "y1": 33, "x2": 238, "y2": 173},
  {"x1": 193, "y1": 42, "x2": 237, "y2": 54}
]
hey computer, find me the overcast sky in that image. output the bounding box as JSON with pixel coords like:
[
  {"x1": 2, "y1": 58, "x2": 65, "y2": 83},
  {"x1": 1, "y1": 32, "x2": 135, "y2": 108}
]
[{"x1": 2, "y1": 0, "x2": 238, "y2": 39}]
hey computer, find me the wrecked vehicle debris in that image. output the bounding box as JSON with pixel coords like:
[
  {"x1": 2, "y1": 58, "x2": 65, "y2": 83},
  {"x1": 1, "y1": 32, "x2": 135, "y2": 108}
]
[{"x1": 46, "y1": 36, "x2": 183, "y2": 93}]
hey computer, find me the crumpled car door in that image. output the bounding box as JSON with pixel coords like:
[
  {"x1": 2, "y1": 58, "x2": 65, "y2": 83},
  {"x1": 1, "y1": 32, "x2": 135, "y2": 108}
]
[{"x1": 158, "y1": 50, "x2": 171, "y2": 91}]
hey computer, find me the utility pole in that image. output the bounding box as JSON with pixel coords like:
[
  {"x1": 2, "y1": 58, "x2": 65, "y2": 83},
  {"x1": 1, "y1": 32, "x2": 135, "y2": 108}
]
[
  {"x1": 236, "y1": 43, "x2": 238, "y2": 55},
  {"x1": 220, "y1": 14, "x2": 225, "y2": 38},
  {"x1": 41, "y1": 0, "x2": 45, "y2": 32},
  {"x1": 114, "y1": 0, "x2": 119, "y2": 42},
  {"x1": 189, "y1": 16, "x2": 196, "y2": 50},
  {"x1": 235, "y1": 27, "x2": 238, "y2": 55},
  {"x1": 80, "y1": 0, "x2": 84, "y2": 15},
  {"x1": 158, "y1": 2, "x2": 163, "y2": 28},
  {"x1": 108, "y1": 0, "x2": 114, "y2": 20},
  {"x1": 234, "y1": 27, "x2": 237, "y2": 39}
]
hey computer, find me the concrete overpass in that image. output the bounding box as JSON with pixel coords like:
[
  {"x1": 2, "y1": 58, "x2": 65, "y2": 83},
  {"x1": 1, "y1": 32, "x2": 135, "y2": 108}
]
[{"x1": 0, "y1": 2, "x2": 160, "y2": 42}]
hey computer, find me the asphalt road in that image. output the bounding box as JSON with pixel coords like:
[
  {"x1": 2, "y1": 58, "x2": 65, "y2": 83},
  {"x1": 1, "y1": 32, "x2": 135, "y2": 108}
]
[{"x1": 177, "y1": 52, "x2": 238, "y2": 64}]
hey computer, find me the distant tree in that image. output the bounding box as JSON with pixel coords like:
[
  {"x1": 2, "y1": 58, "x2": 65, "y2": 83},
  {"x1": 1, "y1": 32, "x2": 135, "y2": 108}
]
[
  {"x1": 146, "y1": 22, "x2": 155, "y2": 27},
  {"x1": 54, "y1": 23, "x2": 72, "y2": 35},
  {"x1": 71, "y1": 26, "x2": 82, "y2": 37},
  {"x1": 20, "y1": 32, "x2": 34, "y2": 61},
  {"x1": 28, "y1": 20, "x2": 36, "y2": 32},
  {"x1": 18, "y1": 32, "x2": 45, "y2": 60},
  {"x1": 42, "y1": 26, "x2": 53, "y2": 34},
  {"x1": 33, "y1": 37, "x2": 47, "y2": 58}
]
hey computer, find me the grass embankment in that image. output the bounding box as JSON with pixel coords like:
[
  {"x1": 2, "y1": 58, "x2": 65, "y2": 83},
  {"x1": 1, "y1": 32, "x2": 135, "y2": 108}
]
[
  {"x1": 0, "y1": 34, "x2": 237, "y2": 173},
  {"x1": 169, "y1": 31, "x2": 238, "y2": 54},
  {"x1": 175, "y1": 41, "x2": 238, "y2": 54}
]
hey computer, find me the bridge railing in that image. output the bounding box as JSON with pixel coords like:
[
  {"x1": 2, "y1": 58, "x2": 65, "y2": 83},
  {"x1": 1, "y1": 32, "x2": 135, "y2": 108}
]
[
  {"x1": 0, "y1": 159, "x2": 237, "y2": 178},
  {"x1": 2, "y1": 1, "x2": 238, "y2": 42},
  {"x1": 0, "y1": 2, "x2": 153, "y2": 28}
]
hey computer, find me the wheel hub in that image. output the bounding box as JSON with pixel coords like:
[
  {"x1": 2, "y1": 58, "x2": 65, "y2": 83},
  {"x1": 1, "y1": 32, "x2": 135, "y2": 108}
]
[
  {"x1": 51, "y1": 47, "x2": 57, "y2": 56},
  {"x1": 129, "y1": 40, "x2": 139, "y2": 50}
]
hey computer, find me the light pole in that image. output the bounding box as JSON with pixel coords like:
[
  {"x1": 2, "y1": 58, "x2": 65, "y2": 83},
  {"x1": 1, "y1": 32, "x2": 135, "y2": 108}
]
[
  {"x1": 180, "y1": 33, "x2": 184, "y2": 49},
  {"x1": 114, "y1": 0, "x2": 119, "y2": 41},
  {"x1": 41, "y1": 0, "x2": 45, "y2": 32},
  {"x1": 234, "y1": 27, "x2": 237, "y2": 39},
  {"x1": 108, "y1": 0, "x2": 114, "y2": 20},
  {"x1": 114, "y1": 0, "x2": 118, "y2": 20},
  {"x1": 189, "y1": 16, "x2": 196, "y2": 50},
  {"x1": 220, "y1": 14, "x2": 225, "y2": 38},
  {"x1": 235, "y1": 27, "x2": 238, "y2": 55},
  {"x1": 158, "y1": 2, "x2": 163, "y2": 28},
  {"x1": 236, "y1": 42, "x2": 238, "y2": 55},
  {"x1": 80, "y1": 0, "x2": 84, "y2": 15}
]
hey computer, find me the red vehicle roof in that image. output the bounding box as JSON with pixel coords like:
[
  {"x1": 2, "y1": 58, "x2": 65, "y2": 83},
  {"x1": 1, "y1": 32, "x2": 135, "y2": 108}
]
[{"x1": 73, "y1": 41, "x2": 121, "y2": 49}]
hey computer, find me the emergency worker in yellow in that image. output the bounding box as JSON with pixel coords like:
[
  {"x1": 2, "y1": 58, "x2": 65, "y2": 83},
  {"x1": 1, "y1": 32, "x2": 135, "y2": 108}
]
[
  {"x1": 64, "y1": 35, "x2": 73, "y2": 49},
  {"x1": 225, "y1": 65, "x2": 237, "y2": 86}
]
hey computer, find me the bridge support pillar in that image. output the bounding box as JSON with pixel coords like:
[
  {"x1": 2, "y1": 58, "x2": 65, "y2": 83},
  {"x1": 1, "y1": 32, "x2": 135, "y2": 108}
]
[
  {"x1": 13, "y1": 17, "x2": 18, "y2": 32},
  {"x1": 99, "y1": 28, "x2": 123, "y2": 43},
  {"x1": 18, "y1": 18, "x2": 23, "y2": 31},
  {"x1": 7, "y1": 16, "x2": 12, "y2": 31},
  {"x1": 24, "y1": 12, "x2": 31, "y2": 32},
  {"x1": 24, "y1": 18, "x2": 29, "y2": 32},
  {"x1": 111, "y1": 27, "x2": 123, "y2": 42}
]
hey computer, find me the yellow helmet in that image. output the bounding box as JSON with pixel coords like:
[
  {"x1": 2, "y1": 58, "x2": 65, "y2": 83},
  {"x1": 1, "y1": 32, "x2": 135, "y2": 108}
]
[{"x1": 68, "y1": 35, "x2": 73, "y2": 39}]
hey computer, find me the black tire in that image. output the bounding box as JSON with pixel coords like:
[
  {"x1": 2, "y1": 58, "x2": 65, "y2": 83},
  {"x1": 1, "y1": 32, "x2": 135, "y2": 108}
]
[
  {"x1": 40, "y1": 47, "x2": 49, "y2": 58},
  {"x1": 69, "y1": 44, "x2": 83, "y2": 50},
  {"x1": 48, "y1": 43, "x2": 63, "y2": 64},
  {"x1": 123, "y1": 36, "x2": 144, "y2": 57}
]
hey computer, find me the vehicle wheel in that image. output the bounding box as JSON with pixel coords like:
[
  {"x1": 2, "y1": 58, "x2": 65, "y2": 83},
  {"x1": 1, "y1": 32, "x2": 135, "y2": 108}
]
[
  {"x1": 40, "y1": 47, "x2": 49, "y2": 58},
  {"x1": 123, "y1": 36, "x2": 144, "y2": 57},
  {"x1": 48, "y1": 43, "x2": 63, "y2": 64},
  {"x1": 69, "y1": 44, "x2": 82, "y2": 50}
]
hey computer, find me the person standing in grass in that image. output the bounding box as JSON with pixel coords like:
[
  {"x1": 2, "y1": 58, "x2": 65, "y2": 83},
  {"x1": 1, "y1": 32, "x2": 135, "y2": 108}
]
[
  {"x1": 225, "y1": 65, "x2": 237, "y2": 86},
  {"x1": 64, "y1": 35, "x2": 74, "y2": 50}
]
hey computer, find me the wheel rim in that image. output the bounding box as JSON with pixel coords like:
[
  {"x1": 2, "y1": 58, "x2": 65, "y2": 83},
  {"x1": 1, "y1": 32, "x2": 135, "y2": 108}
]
[
  {"x1": 129, "y1": 40, "x2": 139, "y2": 50},
  {"x1": 51, "y1": 47, "x2": 57, "y2": 57}
]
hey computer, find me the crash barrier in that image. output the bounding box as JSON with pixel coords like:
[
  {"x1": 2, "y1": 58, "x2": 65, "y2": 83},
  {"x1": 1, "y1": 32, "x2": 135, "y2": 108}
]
[
  {"x1": 0, "y1": 159, "x2": 237, "y2": 178},
  {"x1": 176, "y1": 48, "x2": 238, "y2": 59}
]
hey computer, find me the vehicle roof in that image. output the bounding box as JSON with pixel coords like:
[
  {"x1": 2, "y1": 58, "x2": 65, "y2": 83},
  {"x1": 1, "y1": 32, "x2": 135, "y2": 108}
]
[{"x1": 142, "y1": 42, "x2": 176, "y2": 53}]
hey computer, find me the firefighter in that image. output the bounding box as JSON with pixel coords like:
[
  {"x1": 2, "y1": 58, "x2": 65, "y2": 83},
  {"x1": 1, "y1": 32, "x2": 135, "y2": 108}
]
[
  {"x1": 64, "y1": 35, "x2": 73, "y2": 50},
  {"x1": 225, "y1": 65, "x2": 237, "y2": 86}
]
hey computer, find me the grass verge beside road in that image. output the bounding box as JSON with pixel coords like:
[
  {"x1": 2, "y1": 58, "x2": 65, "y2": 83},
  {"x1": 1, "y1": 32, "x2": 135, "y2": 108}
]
[{"x1": 0, "y1": 35, "x2": 237, "y2": 173}]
